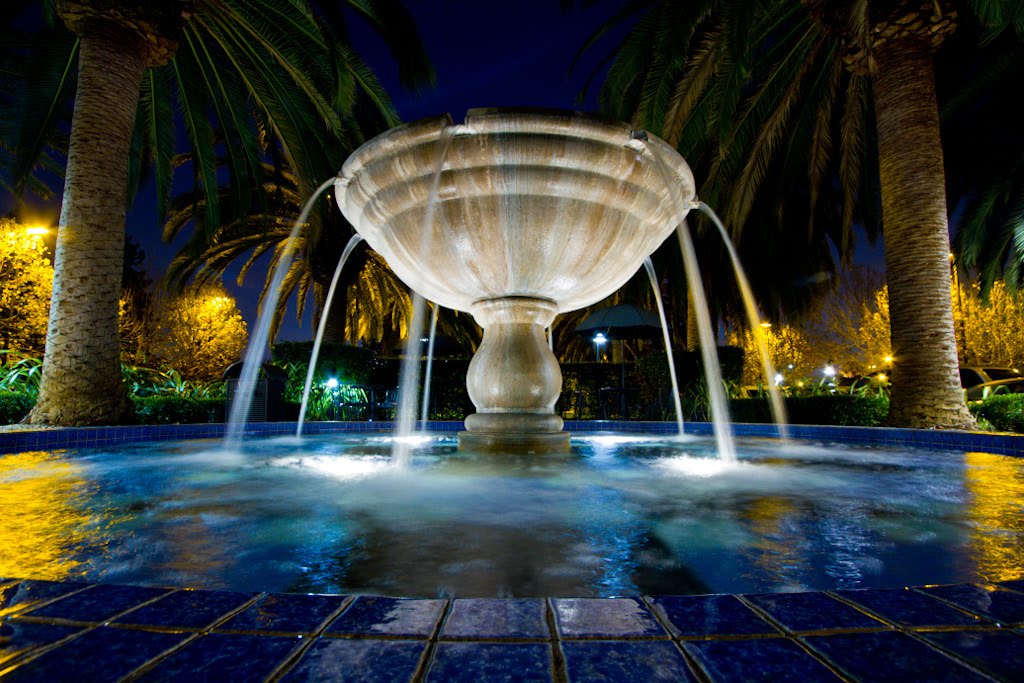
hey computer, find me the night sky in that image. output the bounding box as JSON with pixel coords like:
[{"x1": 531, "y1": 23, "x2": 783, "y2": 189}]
[{"x1": 3, "y1": 0, "x2": 886, "y2": 342}]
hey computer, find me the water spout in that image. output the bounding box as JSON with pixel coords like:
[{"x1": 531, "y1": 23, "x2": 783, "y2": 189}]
[
  {"x1": 420, "y1": 303, "x2": 440, "y2": 423},
  {"x1": 226, "y1": 176, "x2": 338, "y2": 449},
  {"x1": 643, "y1": 258, "x2": 684, "y2": 435},
  {"x1": 297, "y1": 233, "x2": 364, "y2": 436},
  {"x1": 392, "y1": 127, "x2": 459, "y2": 464},
  {"x1": 695, "y1": 202, "x2": 789, "y2": 440},
  {"x1": 649, "y1": 149, "x2": 736, "y2": 462}
]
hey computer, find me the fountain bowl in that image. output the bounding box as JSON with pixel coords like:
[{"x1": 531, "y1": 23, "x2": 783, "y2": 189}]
[{"x1": 336, "y1": 109, "x2": 696, "y2": 452}]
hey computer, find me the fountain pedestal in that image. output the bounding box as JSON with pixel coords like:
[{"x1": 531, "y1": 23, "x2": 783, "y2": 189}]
[{"x1": 461, "y1": 297, "x2": 568, "y2": 453}]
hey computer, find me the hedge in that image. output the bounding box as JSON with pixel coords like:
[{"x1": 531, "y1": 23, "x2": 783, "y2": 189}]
[
  {"x1": 0, "y1": 391, "x2": 33, "y2": 424},
  {"x1": 730, "y1": 395, "x2": 890, "y2": 427},
  {"x1": 970, "y1": 394, "x2": 1024, "y2": 433},
  {"x1": 132, "y1": 396, "x2": 225, "y2": 425}
]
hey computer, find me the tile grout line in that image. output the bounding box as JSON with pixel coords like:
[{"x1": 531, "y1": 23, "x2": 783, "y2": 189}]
[
  {"x1": 0, "y1": 587, "x2": 180, "y2": 677},
  {"x1": 638, "y1": 595, "x2": 707, "y2": 682},
  {"x1": 117, "y1": 591, "x2": 268, "y2": 683},
  {"x1": 410, "y1": 598, "x2": 452, "y2": 683},
  {"x1": 546, "y1": 598, "x2": 567, "y2": 683},
  {"x1": 263, "y1": 594, "x2": 358, "y2": 683}
]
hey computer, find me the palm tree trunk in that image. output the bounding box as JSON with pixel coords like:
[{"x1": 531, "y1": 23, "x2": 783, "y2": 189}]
[
  {"x1": 29, "y1": 26, "x2": 148, "y2": 425},
  {"x1": 321, "y1": 281, "x2": 348, "y2": 344},
  {"x1": 872, "y1": 37, "x2": 973, "y2": 429}
]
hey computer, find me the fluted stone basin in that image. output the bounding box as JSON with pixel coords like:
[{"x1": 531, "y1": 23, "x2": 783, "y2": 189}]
[{"x1": 336, "y1": 109, "x2": 696, "y2": 452}]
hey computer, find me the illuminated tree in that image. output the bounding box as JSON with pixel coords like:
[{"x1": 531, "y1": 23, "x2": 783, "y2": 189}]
[
  {"x1": 148, "y1": 285, "x2": 247, "y2": 381},
  {"x1": 0, "y1": 218, "x2": 53, "y2": 355},
  {"x1": 731, "y1": 324, "x2": 811, "y2": 386}
]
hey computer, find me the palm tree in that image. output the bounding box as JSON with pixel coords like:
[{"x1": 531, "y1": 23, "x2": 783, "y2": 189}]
[
  {"x1": 576, "y1": 0, "x2": 1021, "y2": 428},
  {"x1": 3, "y1": 0, "x2": 431, "y2": 425}
]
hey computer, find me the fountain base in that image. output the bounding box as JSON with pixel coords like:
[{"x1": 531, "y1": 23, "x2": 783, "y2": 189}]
[{"x1": 458, "y1": 412, "x2": 569, "y2": 453}]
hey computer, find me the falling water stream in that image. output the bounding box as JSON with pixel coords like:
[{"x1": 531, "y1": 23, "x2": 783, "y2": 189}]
[
  {"x1": 696, "y1": 202, "x2": 789, "y2": 440},
  {"x1": 392, "y1": 127, "x2": 460, "y2": 464},
  {"x1": 420, "y1": 303, "x2": 440, "y2": 423},
  {"x1": 643, "y1": 258, "x2": 684, "y2": 435},
  {"x1": 225, "y1": 176, "x2": 338, "y2": 449},
  {"x1": 296, "y1": 233, "x2": 364, "y2": 436},
  {"x1": 650, "y1": 148, "x2": 736, "y2": 462}
]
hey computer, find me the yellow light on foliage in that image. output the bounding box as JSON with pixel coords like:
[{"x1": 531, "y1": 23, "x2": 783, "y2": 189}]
[
  {"x1": 883, "y1": 355, "x2": 894, "y2": 364},
  {"x1": 25, "y1": 226, "x2": 49, "y2": 236}
]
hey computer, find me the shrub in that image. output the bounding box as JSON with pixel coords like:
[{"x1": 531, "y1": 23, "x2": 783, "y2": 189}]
[
  {"x1": 272, "y1": 341, "x2": 382, "y2": 404},
  {"x1": 0, "y1": 391, "x2": 33, "y2": 424},
  {"x1": 730, "y1": 395, "x2": 889, "y2": 427},
  {"x1": 132, "y1": 396, "x2": 225, "y2": 425},
  {"x1": 970, "y1": 395, "x2": 1024, "y2": 433}
]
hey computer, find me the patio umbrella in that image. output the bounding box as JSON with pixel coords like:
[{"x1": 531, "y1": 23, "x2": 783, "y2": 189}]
[{"x1": 574, "y1": 304, "x2": 664, "y2": 393}]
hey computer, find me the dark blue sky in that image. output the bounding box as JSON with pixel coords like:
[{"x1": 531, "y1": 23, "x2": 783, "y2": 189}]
[{"x1": 5, "y1": 0, "x2": 885, "y2": 342}]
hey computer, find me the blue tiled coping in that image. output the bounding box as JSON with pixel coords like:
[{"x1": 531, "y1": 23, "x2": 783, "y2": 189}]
[
  {"x1": 1, "y1": 419, "x2": 1022, "y2": 456},
  {"x1": 2, "y1": 578, "x2": 1022, "y2": 681}
]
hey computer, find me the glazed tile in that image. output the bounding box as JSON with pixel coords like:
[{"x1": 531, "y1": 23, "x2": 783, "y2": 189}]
[
  {"x1": 647, "y1": 594, "x2": 778, "y2": 639},
  {"x1": 918, "y1": 584, "x2": 1024, "y2": 625},
  {"x1": 113, "y1": 588, "x2": 257, "y2": 631},
  {"x1": 215, "y1": 593, "x2": 347, "y2": 634},
  {"x1": 561, "y1": 640, "x2": 695, "y2": 682},
  {"x1": 426, "y1": 642, "x2": 552, "y2": 682},
  {"x1": 552, "y1": 598, "x2": 665, "y2": 639},
  {"x1": 0, "y1": 626, "x2": 185, "y2": 682},
  {"x1": 803, "y1": 631, "x2": 990, "y2": 682},
  {"x1": 280, "y1": 638, "x2": 427, "y2": 682},
  {"x1": 682, "y1": 637, "x2": 840, "y2": 682},
  {"x1": 442, "y1": 599, "x2": 548, "y2": 640},
  {"x1": 0, "y1": 581, "x2": 89, "y2": 618},
  {"x1": 920, "y1": 630, "x2": 1024, "y2": 681},
  {"x1": 18, "y1": 584, "x2": 170, "y2": 623},
  {"x1": 832, "y1": 588, "x2": 983, "y2": 628},
  {"x1": 325, "y1": 597, "x2": 445, "y2": 639},
  {"x1": 0, "y1": 621, "x2": 82, "y2": 666},
  {"x1": 134, "y1": 633, "x2": 300, "y2": 681},
  {"x1": 743, "y1": 591, "x2": 887, "y2": 632}
]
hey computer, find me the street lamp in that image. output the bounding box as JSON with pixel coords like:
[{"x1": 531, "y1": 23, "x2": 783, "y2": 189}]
[{"x1": 592, "y1": 332, "x2": 607, "y2": 362}]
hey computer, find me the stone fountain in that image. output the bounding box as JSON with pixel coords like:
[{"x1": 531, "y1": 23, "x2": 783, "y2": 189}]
[{"x1": 335, "y1": 109, "x2": 695, "y2": 452}]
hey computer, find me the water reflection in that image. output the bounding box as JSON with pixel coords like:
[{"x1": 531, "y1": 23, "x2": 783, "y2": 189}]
[
  {"x1": 0, "y1": 451, "x2": 107, "y2": 580},
  {"x1": 964, "y1": 452, "x2": 1024, "y2": 583}
]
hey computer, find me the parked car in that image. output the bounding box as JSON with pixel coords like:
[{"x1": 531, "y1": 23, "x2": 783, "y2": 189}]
[
  {"x1": 959, "y1": 366, "x2": 1022, "y2": 390},
  {"x1": 966, "y1": 377, "x2": 1024, "y2": 401}
]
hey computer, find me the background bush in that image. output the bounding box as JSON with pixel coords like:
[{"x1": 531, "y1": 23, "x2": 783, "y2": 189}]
[
  {"x1": 131, "y1": 396, "x2": 225, "y2": 424},
  {"x1": 730, "y1": 395, "x2": 890, "y2": 427},
  {"x1": 0, "y1": 391, "x2": 33, "y2": 424},
  {"x1": 970, "y1": 395, "x2": 1024, "y2": 433}
]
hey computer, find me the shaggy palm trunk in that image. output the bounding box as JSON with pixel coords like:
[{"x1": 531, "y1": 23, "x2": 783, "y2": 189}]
[
  {"x1": 321, "y1": 283, "x2": 348, "y2": 344},
  {"x1": 873, "y1": 37, "x2": 973, "y2": 429},
  {"x1": 29, "y1": 28, "x2": 147, "y2": 425}
]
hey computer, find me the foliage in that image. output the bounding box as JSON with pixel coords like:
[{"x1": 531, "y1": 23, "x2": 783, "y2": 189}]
[
  {"x1": 955, "y1": 279, "x2": 1024, "y2": 367},
  {"x1": 730, "y1": 395, "x2": 889, "y2": 427},
  {"x1": 147, "y1": 284, "x2": 247, "y2": 381},
  {"x1": 0, "y1": 352, "x2": 42, "y2": 395},
  {"x1": 730, "y1": 324, "x2": 811, "y2": 386},
  {"x1": 122, "y1": 365, "x2": 225, "y2": 400},
  {"x1": 0, "y1": 390, "x2": 34, "y2": 424},
  {"x1": 0, "y1": 218, "x2": 53, "y2": 355},
  {"x1": 271, "y1": 341, "x2": 381, "y2": 401},
  {"x1": 131, "y1": 396, "x2": 224, "y2": 425},
  {"x1": 970, "y1": 394, "x2": 1024, "y2": 433}
]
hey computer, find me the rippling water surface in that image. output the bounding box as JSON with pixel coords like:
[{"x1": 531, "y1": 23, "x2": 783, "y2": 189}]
[{"x1": 1, "y1": 433, "x2": 1021, "y2": 597}]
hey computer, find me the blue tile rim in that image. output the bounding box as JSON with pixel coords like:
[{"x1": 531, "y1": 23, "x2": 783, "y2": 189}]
[
  {"x1": 1, "y1": 420, "x2": 1022, "y2": 456},
  {"x1": 2, "y1": 580, "x2": 1022, "y2": 682}
]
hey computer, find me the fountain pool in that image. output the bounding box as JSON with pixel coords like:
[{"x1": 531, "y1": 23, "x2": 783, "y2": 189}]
[{"x1": 3, "y1": 431, "x2": 1022, "y2": 598}]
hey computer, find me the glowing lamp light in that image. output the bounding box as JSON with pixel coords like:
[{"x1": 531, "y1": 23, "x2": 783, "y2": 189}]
[
  {"x1": 760, "y1": 322, "x2": 772, "y2": 328},
  {"x1": 787, "y1": 364, "x2": 794, "y2": 370},
  {"x1": 883, "y1": 355, "x2": 894, "y2": 364},
  {"x1": 593, "y1": 332, "x2": 607, "y2": 345},
  {"x1": 25, "y1": 226, "x2": 49, "y2": 236},
  {"x1": 773, "y1": 373, "x2": 784, "y2": 386},
  {"x1": 876, "y1": 373, "x2": 888, "y2": 383},
  {"x1": 419, "y1": 337, "x2": 429, "y2": 343},
  {"x1": 823, "y1": 365, "x2": 836, "y2": 377},
  {"x1": 325, "y1": 377, "x2": 339, "y2": 389}
]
